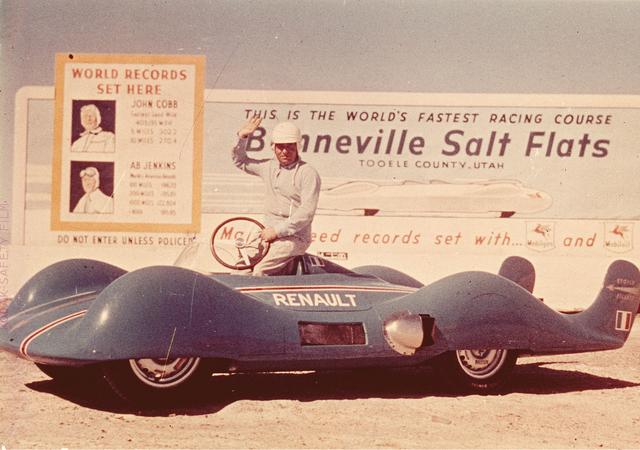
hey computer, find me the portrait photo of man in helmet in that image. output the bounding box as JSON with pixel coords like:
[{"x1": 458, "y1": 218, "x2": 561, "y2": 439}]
[
  {"x1": 71, "y1": 165, "x2": 114, "y2": 214},
  {"x1": 232, "y1": 116, "x2": 321, "y2": 276}
]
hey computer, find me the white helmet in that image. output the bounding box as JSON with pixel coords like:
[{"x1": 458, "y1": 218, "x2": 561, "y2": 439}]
[
  {"x1": 80, "y1": 166, "x2": 100, "y2": 189},
  {"x1": 271, "y1": 122, "x2": 302, "y2": 145}
]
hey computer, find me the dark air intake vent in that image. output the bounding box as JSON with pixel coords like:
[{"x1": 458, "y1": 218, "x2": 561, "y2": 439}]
[{"x1": 299, "y1": 322, "x2": 366, "y2": 346}]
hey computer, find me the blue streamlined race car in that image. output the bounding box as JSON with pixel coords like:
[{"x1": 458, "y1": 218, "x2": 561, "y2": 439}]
[{"x1": 1, "y1": 217, "x2": 639, "y2": 405}]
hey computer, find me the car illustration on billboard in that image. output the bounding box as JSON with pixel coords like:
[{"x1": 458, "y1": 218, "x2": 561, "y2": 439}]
[{"x1": 317, "y1": 179, "x2": 552, "y2": 217}]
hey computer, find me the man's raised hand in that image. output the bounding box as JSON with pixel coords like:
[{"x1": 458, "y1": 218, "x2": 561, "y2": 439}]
[{"x1": 238, "y1": 116, "x2": 263, "y2": 138}]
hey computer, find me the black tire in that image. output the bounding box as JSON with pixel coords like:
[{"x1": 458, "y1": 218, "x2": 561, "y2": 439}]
[
  {"x1": 434, "y1": 349, "x2": 517, "y2": 392},
  {"x1": 102, "y1": 357, "x2": 213, "y2": 405},
  {"x1": 36, "y1": 363, "x2": 104, "y2": 384}
]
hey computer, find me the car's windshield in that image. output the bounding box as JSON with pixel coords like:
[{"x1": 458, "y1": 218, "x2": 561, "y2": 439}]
[{"x1": 173, "y1": 235, "x2": 221, "y2": 274}]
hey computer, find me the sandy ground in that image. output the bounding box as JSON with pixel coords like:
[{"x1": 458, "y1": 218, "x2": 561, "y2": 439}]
[{"x1": 1, "y1": 323, "x2": 639, "y2": 449}]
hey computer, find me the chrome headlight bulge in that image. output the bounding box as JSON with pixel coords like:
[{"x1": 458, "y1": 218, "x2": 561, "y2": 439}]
[{"x1": 383, "y1": 310, "x2": 435, "y2": 355}]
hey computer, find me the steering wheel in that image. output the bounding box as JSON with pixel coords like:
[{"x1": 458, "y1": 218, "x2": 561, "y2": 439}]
[{"x1": 210, "y1": 217, "x2": 270, "y2": 270}]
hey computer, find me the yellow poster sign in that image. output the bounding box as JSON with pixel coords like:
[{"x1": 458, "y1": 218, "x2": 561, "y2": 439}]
[{"x1": 51, "y1": 53, "x2": 205, "y2": 232}]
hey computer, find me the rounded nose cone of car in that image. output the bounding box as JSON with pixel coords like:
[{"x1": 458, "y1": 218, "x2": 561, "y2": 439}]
[{"x1": 383, "y1": 310, "x2": 425, "y2": 355}]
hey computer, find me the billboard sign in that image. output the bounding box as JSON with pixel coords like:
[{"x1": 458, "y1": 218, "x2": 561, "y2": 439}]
[{"x1": 8, "y1": 85, "x2": 640, "y2": 308}]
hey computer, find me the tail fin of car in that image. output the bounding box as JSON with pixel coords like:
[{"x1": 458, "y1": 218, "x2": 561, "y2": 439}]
[
  {"x1": 498, "y1": 256, "x2": 536, "y2": 294},
  {"x1": 574, "y1": 260, "x2": 640, "y2": 341}
]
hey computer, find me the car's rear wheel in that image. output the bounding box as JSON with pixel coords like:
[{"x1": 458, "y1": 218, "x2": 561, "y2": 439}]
[
  {"x1": 102, "y1": 357, "x2": 213, "y2": 405},
  {"x1": 434, "y1": 349, "x2": 517, "y2": 392}
]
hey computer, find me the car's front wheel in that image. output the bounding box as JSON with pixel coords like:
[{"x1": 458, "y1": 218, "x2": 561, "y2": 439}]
[
  {"x1": 434, "y1": 349, "x2": 517, "y2": 392},
  {"x1": 102, "y1": 357, "x2": 213, "y2": 405}
]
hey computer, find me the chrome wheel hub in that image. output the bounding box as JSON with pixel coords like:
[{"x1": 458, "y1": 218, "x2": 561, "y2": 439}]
[
  {"x1": 455, "y1": 349, "x2": 508, "y2": 379},
  {"x1": 129, "y1": 357, "x2": 201, "y2": 388}
]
